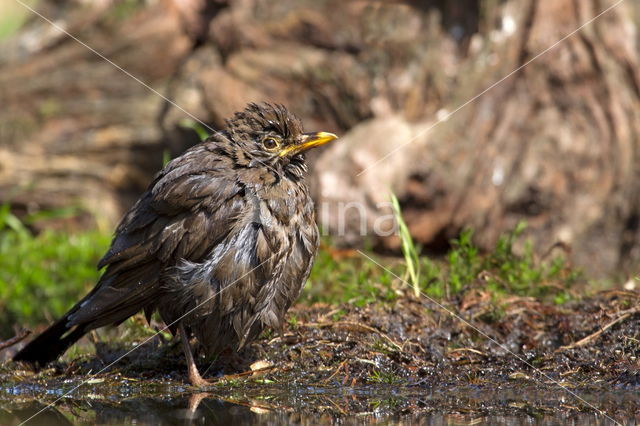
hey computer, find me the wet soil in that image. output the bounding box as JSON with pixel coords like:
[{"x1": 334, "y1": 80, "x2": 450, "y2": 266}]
[{"x1": 1, "y1": 289, "x2": 638, "y2": 424}]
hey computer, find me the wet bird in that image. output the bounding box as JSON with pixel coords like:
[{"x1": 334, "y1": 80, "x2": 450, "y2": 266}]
[{"x1": 14, "y1": 103, "x2": 337, "y2": 386}]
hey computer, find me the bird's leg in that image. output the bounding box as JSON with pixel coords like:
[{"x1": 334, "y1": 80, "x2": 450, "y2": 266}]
[{"x1": 179, "y1": 323, "x2": 211, "y2": 387}]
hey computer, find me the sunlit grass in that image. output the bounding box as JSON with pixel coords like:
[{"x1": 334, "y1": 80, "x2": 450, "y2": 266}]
[
  {"x1": 306, "y1": 222, "x2": 581, "y2": 306},
  {"x1": 0, "y1": 205, "x2": 110, "y2": 338},
  {"x1": 390, "y1": 192, "x2": 420, "y2": 297}
]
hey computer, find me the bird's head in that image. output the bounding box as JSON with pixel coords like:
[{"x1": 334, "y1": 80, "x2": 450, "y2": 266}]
[{"x1": 225, "y1": 103, "x2": 337, "y2": 170}]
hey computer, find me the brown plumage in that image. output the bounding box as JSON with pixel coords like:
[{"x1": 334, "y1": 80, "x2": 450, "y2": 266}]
[{"x1": 13, "y1": 103, "x2": 337, "y2": 385}]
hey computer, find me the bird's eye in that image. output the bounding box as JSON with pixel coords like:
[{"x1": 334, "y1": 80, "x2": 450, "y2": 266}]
[{"x1": 263, "y1": 137, "x2": 280, "y2": 150}]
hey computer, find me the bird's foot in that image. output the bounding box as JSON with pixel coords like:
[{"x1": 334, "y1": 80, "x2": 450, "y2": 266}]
[
  {"x1": 187, "y1": 360, "x2": 213, "y2": 387},
  {"x1": 188, "y1": 372, "x2": 212, "y2": 387}
]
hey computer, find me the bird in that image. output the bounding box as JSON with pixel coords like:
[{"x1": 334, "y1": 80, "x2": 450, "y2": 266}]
[{"x1": 13, "y1": 103, "x2": 337, "y2": 386}]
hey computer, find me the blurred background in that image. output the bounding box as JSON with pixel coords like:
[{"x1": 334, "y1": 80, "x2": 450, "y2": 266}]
[{"x1": 0, "y1": 0, "x2": 639, "y2": 336}]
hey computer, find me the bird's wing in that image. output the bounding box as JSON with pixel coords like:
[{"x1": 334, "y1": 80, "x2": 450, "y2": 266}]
[{"x1": 67, "y1": 144, "x2": 247, "y2": 328}]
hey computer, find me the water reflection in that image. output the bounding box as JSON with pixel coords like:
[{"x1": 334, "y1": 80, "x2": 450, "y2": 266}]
[{"x1": 1, "y1": 387, "x2": 638, "y2": 425}]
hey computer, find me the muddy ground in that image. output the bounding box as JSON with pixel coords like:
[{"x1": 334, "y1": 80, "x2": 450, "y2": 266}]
[{"x1": 1, "y1": 289, "x2": 639, "y2": 424}]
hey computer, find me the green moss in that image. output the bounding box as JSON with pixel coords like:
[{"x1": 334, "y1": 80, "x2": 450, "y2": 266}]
[{"x1": 444, "y1": 222, "x2": 580, "y2": 301}]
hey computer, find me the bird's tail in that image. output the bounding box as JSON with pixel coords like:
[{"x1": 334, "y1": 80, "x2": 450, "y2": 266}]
[
  {"x1": 13, "y1": 313, "x2": 87, "y2": 367},
  {"x1": 13, "y1": 268, "x2": 160, "y2": 367}
]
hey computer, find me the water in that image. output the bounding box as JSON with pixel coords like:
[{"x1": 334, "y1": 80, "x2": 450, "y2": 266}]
[{"x1": 1, "y1": 383, "x2": 637, "y2": 425}]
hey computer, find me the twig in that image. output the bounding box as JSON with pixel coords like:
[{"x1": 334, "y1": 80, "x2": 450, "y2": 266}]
[
  {"x1": 559, "y1": 308, "x2": 638, "y2": 351},
  {"x1": 322, "y1": 360, "x2": 348, "y2": 383},
  {"x1": 300, "y1": 321, "x2": 402, "y2": 350},
  {"x1": 317, "y1": 308, "x2": 344, "y2": 323},
  {"x1": 447, "y1": 347, "x2": 486, "y2": 357},
  {"x1": 215, "y1": 365, "x2": 281, "y2": 381},
  {"x1": 0, "y1": 329, "x2": 31, "y2": 352}
]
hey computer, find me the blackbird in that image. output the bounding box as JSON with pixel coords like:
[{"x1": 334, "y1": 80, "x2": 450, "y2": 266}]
[{"x1": 14, "y1": 103, "x2": 337, "y2": 386}]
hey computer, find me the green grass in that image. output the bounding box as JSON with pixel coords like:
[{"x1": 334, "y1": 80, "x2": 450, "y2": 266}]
[
  {"x1": 305, "y1": 245, "x2": 401, "y2": 307},
  {"x1": 390, "y1": 193, "x2": 420, "y2": 297},
  {"x1": 305, "y1": 221, "x2": 581, "y2": 307},
  {"x1": 0, "y1": 205, "x2": 110, "y2": 338},
  {"x1": 368, "y1": 368, "x2": 402, "y2": 385},
  {"x1": 443, "y1": 223, "x2": 580, "y2": 301},
  {"x1": 179, "y1": 118, "x2": 211, "y2": 142}
]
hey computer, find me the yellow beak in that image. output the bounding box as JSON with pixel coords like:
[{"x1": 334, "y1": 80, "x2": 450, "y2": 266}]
[{"x1": 279, "y1": 132, "x2": 338, "y2": 157}]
